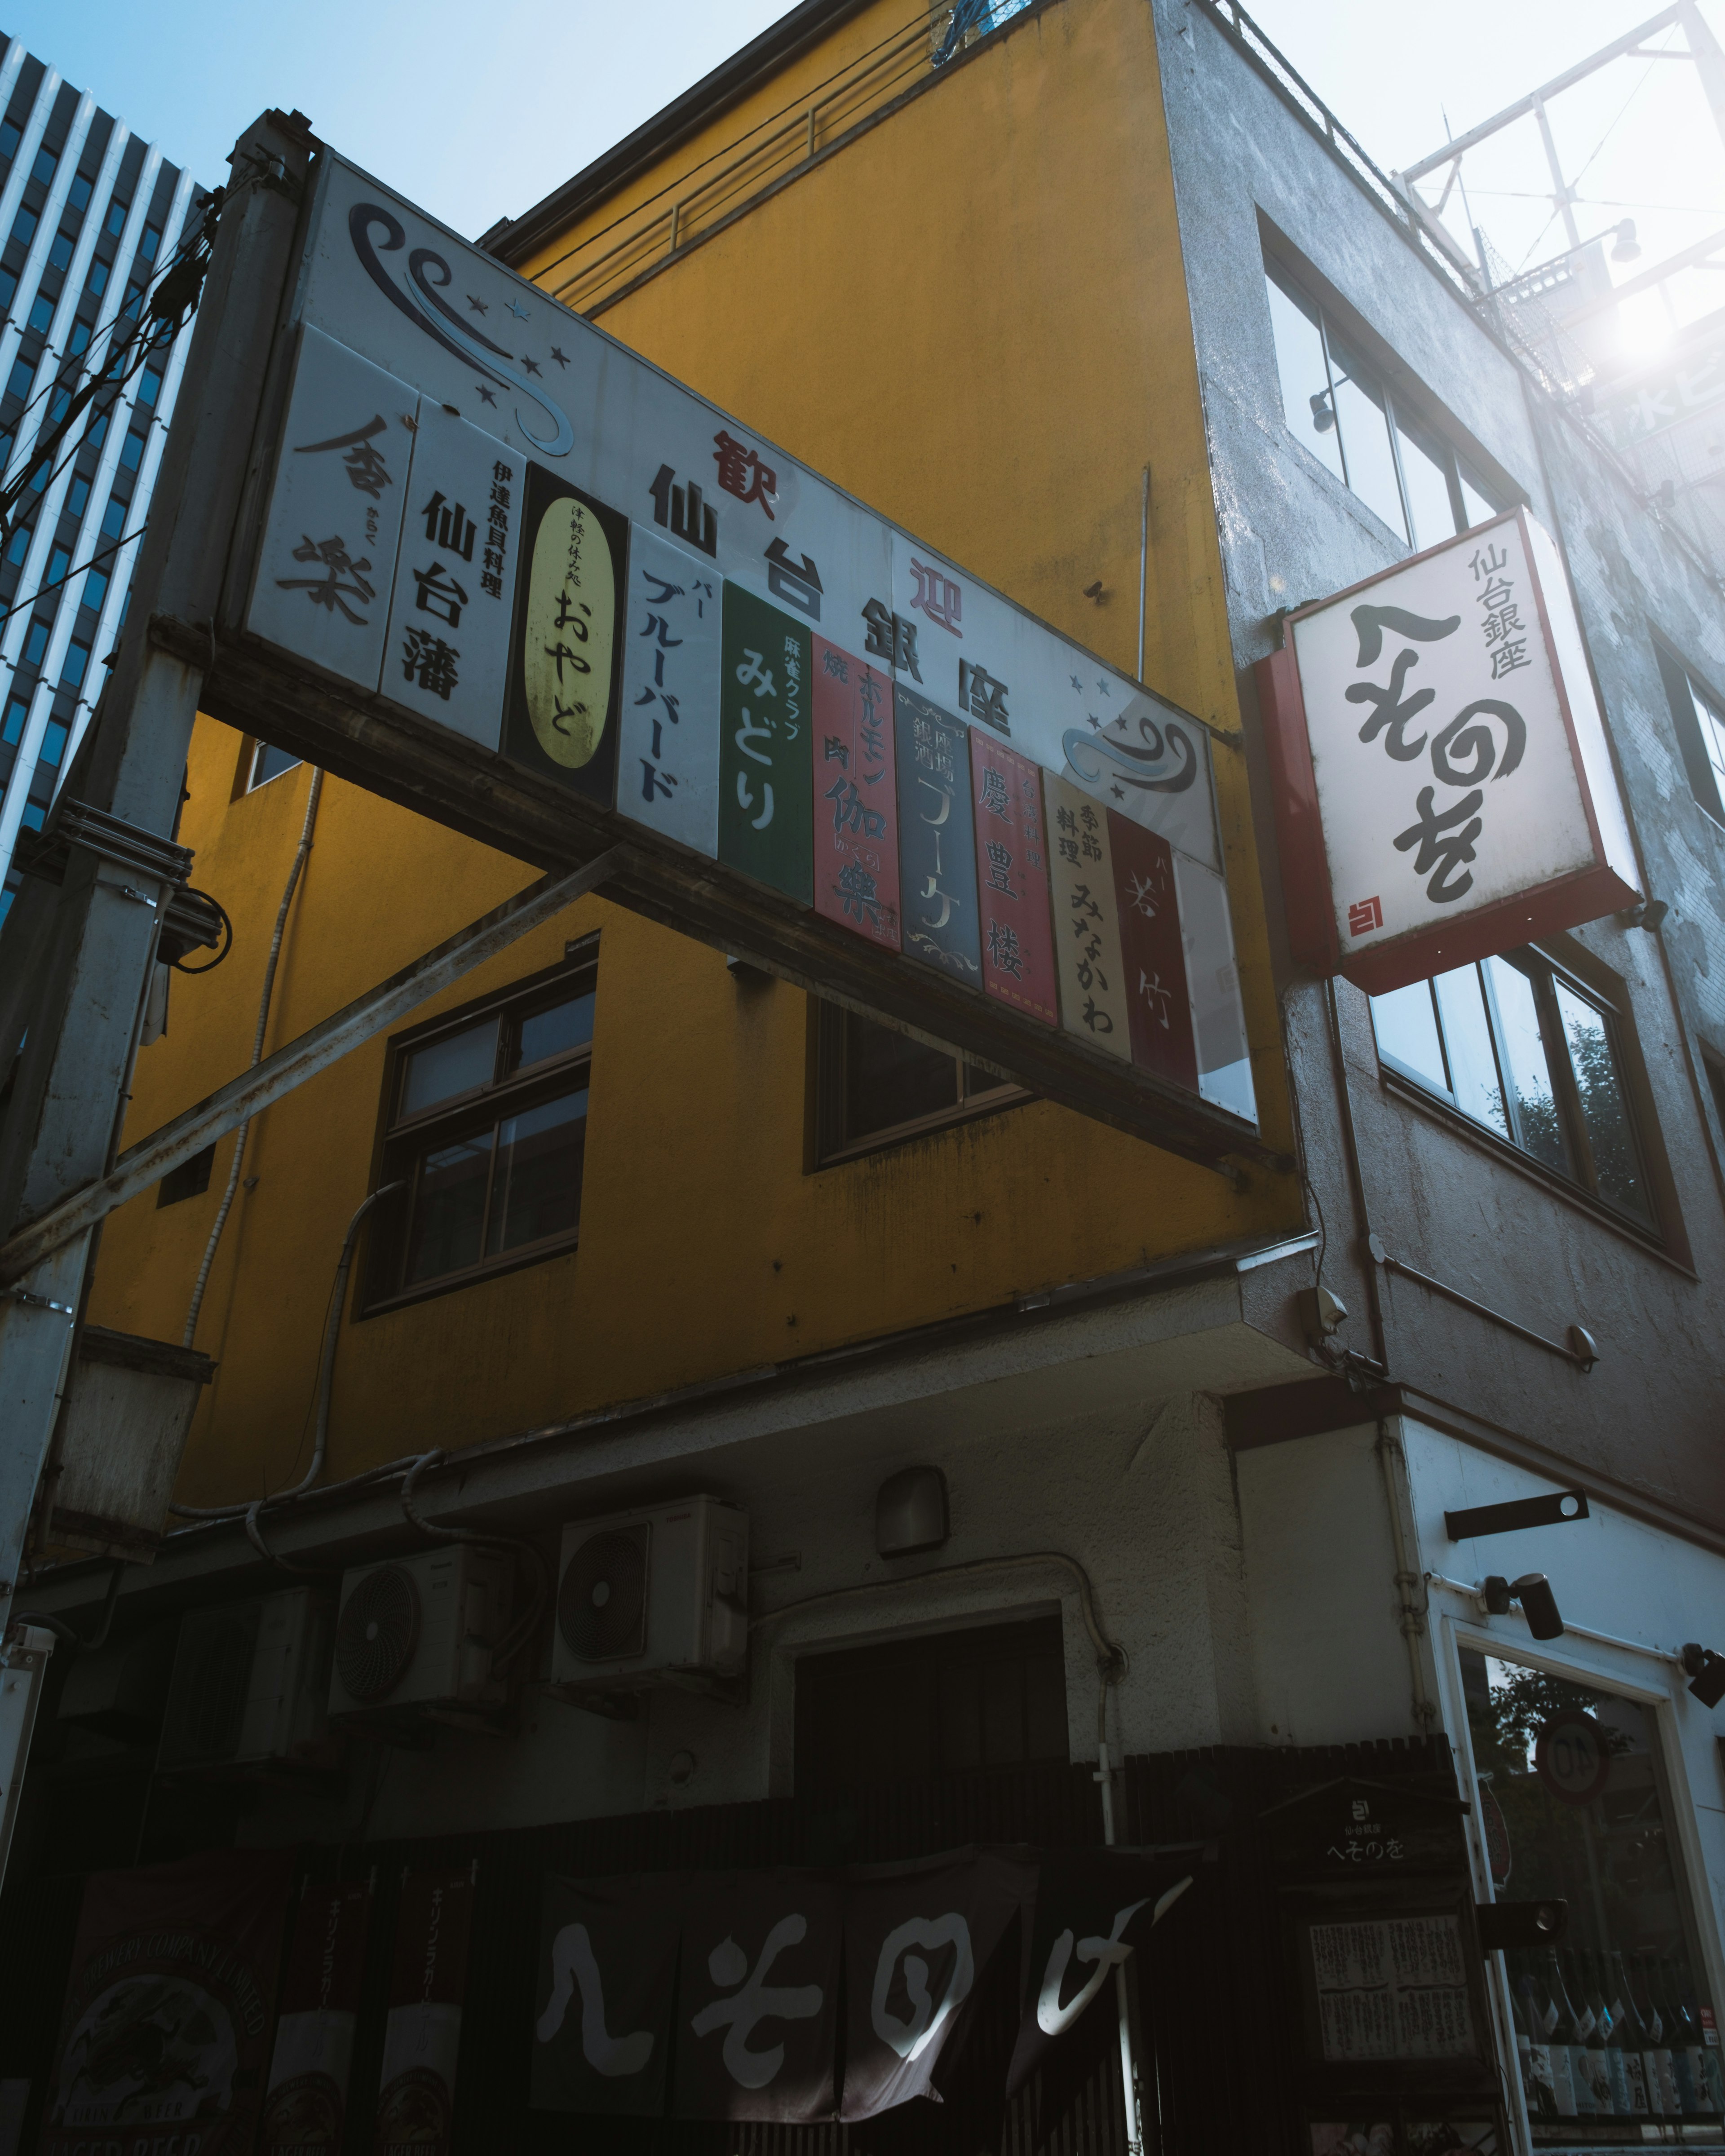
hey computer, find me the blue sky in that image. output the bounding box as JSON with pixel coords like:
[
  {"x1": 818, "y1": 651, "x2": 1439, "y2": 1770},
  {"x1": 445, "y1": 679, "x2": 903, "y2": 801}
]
[{"x1": 8, "y1": 0, "x2": 1725, "y2": 308}]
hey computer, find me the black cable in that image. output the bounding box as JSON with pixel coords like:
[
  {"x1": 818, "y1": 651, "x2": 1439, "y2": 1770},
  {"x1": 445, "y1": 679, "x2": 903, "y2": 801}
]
[
  {"x1": 167, "y1": 888, "x2": 232, "y2": 974},
  {"x1": 0, "y1": 521, "x2": 146, "y2": 630}
]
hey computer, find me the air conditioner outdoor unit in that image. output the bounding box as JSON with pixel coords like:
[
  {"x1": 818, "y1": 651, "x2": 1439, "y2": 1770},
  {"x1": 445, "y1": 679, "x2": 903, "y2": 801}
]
[
  {"x1": 157, "y1": 1587, "x2": 336, "y2": 1776},
  {"x1": 328, "y1": 1544, "x2": 516, "y2": 1726},
  {"x1": 550, "y1": 1495, "x2": 748, "y2": 1711}
]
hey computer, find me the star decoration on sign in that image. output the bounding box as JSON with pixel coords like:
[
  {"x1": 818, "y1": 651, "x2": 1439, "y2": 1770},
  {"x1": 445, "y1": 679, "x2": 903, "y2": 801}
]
[
  {"x1": 475, "y1": 383, "x2": 497, "y2": 406},
  {"x1": 467, "y1": 294, "x2": 488, "y2": 314},
  {"x1": 550, "y1": 347, "x2": 570, "y2": 369},
  {"x1": 1096, "y1": 678, "x2": 1110, "y2": 694},
  {"x1": 1087, "y1": 713, "x2": 1102, "y2": 730},
  {"x1": 507, "y1": 299, "x2": 530, "y2": 320},
  {"x1": 522, "y1": 355, "x2": 541, "y2": 377},
  {"x1": 1110, "y1": 784, "x2": 1126, "y2": 800},
  {"x1": 1069, "y1": 673, "x2": 1082, "y2": 691}
]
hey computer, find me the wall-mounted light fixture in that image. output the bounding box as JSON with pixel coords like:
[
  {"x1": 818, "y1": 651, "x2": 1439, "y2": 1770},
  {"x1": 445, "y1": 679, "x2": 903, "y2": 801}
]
[
  {"x1": 876, "y1": 1465, "x2": 948, "y2": 1558},
  {"x1": 1681, "y1": 1644, "x2": 1725, "y2": 1710},
  {"x1": 1483, "y1": 1572, "x2": 1565, "y2": 1641}
]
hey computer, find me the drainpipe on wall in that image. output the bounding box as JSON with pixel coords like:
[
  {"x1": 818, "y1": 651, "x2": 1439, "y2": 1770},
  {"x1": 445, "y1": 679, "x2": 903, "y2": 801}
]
[{"x1": 1375, "y1": 1416, "x2": 1438, "y2": 1734}]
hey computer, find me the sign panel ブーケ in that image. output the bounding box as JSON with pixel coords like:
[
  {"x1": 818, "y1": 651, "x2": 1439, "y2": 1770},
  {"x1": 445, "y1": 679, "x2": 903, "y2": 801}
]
[
  {"x1": 236, "y1": 151, "x2": 1264, "y2": 1154},
  {"x1": 1258, "y1": 508, "x2": 1638, "y2": 994}
]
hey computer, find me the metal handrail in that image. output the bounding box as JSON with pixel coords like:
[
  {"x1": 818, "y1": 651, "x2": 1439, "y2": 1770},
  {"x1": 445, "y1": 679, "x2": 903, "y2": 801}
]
[{"x1": 549, "y1": 15, "x2": 940, "y2": 313}]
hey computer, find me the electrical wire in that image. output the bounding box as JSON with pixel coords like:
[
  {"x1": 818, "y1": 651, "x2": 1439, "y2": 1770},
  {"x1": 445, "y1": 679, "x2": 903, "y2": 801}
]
[
  {"x1": 181, "y1": 767, "x2": 323, "y2": 1349},
  {"x1": 0, "y1": 523, "x2": 147, "y2": 631}
]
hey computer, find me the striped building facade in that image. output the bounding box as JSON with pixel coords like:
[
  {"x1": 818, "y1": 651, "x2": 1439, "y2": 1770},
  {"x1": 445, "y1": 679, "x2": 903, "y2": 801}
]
[{"x1": 0, "y1": 32, "x2": 208, "y2": 920}]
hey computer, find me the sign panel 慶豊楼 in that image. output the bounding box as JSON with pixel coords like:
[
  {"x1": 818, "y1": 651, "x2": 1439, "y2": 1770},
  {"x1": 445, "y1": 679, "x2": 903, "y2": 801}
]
[
  {"x1": 1256, "y1": 508, "x2": 1639, "y2": 995},
  {"x1": 238, "y1": 153, "x2": 1256, "y2": 1139}
]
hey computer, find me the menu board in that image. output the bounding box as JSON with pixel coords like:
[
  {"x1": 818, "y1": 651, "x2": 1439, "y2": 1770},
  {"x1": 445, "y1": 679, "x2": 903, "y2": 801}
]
[{"x1": 1308, "y1": 1917, "x2": 1477, "y2": 2064}]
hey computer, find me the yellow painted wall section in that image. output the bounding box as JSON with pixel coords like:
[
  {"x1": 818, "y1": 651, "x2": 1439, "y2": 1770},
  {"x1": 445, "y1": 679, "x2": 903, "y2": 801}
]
[
  {"x1": 518, "y1": 0, "x2": 927, "y2": 303},
  {"x1": 88, "y1": 0, "x2": 1299, "y2": 1514}
]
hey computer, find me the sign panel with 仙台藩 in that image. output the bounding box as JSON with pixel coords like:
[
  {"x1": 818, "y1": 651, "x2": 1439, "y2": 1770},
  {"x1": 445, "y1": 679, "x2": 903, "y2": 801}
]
[
  {"x1": 236, "y1": 151, "x2": 1260, "y2": 1148},
  {"x1": 1255, "y1": 508, "x2": 1638, "y2": 995}
]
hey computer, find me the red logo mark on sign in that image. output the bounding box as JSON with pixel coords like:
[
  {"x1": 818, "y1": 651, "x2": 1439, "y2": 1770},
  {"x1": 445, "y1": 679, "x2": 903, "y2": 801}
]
[{"x1": 1348, "y1": 895, "x2": 1384, "y2": 937}]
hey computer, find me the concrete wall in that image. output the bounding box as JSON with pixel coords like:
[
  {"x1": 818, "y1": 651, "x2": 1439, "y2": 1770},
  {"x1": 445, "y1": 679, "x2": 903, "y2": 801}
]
[{"x1": 1154, "y1": 0, "x2": 1725, "y2": 1529}]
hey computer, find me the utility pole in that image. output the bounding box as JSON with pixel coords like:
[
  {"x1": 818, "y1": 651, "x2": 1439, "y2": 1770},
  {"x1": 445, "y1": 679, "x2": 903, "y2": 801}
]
[{"x1": 0, "y1": 110, "x2": 311, "y2": 1882}]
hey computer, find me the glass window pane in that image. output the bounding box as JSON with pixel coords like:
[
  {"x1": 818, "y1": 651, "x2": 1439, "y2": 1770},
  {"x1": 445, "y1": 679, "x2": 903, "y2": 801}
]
[
  {"x1": 844, "y1": 1013, "x2": 958, "y2": 1140},
  {"x1": 1457, "y1": 467, "x2": 1497, "y2": 530},
  {"x1": 399, "y1": 1016, "x2": 499, "y2": 1117},
  {"x1": 1434, "y1": 964, "x2": 1510, "y2": 1137},
  {"x1": 1460, "y1": 1646, "x2": 1725, "y2": 2135},
  {"x1": 250, "y1": 742, "x2": 301, "y2": 789},
  {"x1": 511, "y1": 989, "x2": 595, "y2": 1073},
  {"x1": 1328, "y1": 337, "x2": 1409, "y2": 539},
  {"x1": 960, "y1": 1061, "x2": 1012, "y2": 1101},
  {"x1": 1690, "y1": 682, "x2": 1725, "y2": 797},
  {"x1": 1264, "y1": 272, "x2": 1345, "y2": 482},
  {"x1": 1486, "y1": 956, "x2": 1570, "y2": 1174},
  {"x1": 1371, "y1": 981, "x2": 1447, "y2": 1091},
  {"x1": 1396, "y1": 414, "x2": 1459, "y2": 549},
  {"x1": 1554, "y1": 981, "x2": 1650, "y2": 1221},
  {"x1": 403, "y1": 1131, "x2": 492, "y2": 1284},
  {"x1": 487, "y1": 1087, "x2": 587, "y2": 1255}
]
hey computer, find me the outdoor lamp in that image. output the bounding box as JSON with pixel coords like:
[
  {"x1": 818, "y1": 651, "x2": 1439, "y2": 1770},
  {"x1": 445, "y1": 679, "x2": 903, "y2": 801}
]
[
  {"x1": 1610, "y1": 219, "x2": 1642, "y2": 263},
  {"x1": 1681, "y1": 1644, "x2": 1725, "y2": 1710},
  {"x1": 1309, "y1": 390, "x2": 1336, "y2": 433},
  {"x1": 1482, "y1": 1573, "x2": 1565, "y2": 1640}
]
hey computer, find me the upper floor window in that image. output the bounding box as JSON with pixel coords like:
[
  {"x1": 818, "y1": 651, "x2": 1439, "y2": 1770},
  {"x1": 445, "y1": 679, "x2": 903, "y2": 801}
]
[
  {"x1": 1265, "y1": 261, "x2": 1500, "y2": 550},
  {"x1": 1654, "y1": 642, "x2": 1725, "y2": 829},
  {"x1": 1371, "y1": 949, "x2": 1654, "y2": 1227},
  {"x1": 242, "y1": 738, "x2": 301, "y2": 791},
  {"x1": 366, "y1": 957, "x2": 597, "y2": 1307},
  {"x1": 813, "y1": 1003, "x2": 1022, "y2": 1165}
]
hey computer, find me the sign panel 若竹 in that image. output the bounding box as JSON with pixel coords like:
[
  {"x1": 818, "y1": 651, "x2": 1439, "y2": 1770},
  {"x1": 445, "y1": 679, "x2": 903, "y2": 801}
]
[
  {"x1": 970, "y1": 731, "x2": 1057, "y2": 1025},
  {"x1": 1110, "y1": 817, "x2": 1198, "y2": 1093},
  {"x1": 1258, "y1": 508, "x2": 1639, "y2": 994}
]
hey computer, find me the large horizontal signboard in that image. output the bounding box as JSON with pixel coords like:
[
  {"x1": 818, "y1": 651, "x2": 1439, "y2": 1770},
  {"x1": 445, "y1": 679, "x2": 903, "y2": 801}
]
[
  {"x1": 1256, "y1": 509, "x2": 1639, "y2": 995},
  {"x1": 227, "y1": 152, "x2": 1261, "y2": 1157}
]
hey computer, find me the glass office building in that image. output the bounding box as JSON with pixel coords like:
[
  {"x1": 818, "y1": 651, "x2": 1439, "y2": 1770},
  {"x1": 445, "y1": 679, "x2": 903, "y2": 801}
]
[{"x1": 0, "y1": 34, "x2": 208, "y2": 922}]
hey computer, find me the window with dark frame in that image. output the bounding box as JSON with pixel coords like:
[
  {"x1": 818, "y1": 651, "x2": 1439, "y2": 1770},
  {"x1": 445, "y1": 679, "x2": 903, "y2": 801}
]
[
  {"x1": 365, "y1": 955, "x2": 598, "y2": 1308},
  {"x1": 813, "y1": 1002, "x2": 1024, "y2": 1165},
  {"x1": 1370, "y1": 949, "x2": 1655, "y2": 1227},
  {"x1": 1263, "y1": 258, "x2": 1502, "y2": 548},
  {"x1": 1654, "y1": 641, "x2": 1725, "y2": 827},
  {"x1": 240, "y1": 738, "x2": 302, "y2": 793},
  {"x1": 156, "y1": 1143, "x2": 214, "y2": 1208},
  {"x1": 794, "y1": 1615, "x2": 1068, "y2": 1794}
]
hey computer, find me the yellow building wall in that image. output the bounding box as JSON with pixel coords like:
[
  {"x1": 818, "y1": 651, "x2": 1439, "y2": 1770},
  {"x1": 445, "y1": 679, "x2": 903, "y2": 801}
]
[{"x1": 88, "y1": 0, "x2": 1299, "y2": 1512}]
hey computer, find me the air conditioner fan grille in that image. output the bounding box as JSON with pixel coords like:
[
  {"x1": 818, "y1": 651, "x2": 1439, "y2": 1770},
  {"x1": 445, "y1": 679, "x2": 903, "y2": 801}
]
[
  {"x1": 336, "y1": 1564, "x2": 421, "y2": 1703},
  {"x1": 558, "y1": 1526, "x2": 649, "y2": 1662}
]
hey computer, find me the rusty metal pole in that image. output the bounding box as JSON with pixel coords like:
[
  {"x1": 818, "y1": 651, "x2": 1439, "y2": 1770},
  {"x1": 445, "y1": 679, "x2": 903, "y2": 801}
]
[{"x1": 0, "y1": 110, "x2": 312, "y2": 1889}]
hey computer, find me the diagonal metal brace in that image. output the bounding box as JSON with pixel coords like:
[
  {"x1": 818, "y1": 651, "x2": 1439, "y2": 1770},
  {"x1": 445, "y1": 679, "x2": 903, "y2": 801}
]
[{"x1": 0, "y1": 848, "x2": 628, "y2": 1288}]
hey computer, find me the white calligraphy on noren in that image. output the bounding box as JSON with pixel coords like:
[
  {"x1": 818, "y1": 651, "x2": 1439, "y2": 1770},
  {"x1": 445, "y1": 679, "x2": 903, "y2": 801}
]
[
  {"x1": 688, "y1": 1916, "x2": 824, "y2": 2089},
  {"x1": 1034, "y1": 1877, "x2": 1193, "y2": 2037},
  {"x1": 871, "y1": 1913, "x2": 973, "y2": 2062},
  {"x1": 536, "y1": 1923, "x2": 655, "y2": 2077}
]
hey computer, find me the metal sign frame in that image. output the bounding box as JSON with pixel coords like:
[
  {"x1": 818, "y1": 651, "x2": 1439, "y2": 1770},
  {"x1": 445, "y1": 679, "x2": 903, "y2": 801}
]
[{"x1": 181, "y1": 144, "x2": 1276, "y2": 1178}]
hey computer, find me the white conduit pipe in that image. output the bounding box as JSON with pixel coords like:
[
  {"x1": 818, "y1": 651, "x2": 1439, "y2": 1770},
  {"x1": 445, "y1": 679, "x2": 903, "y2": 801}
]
[{"x1": 182, "y1": 767, "x2": 323, "y2": 1348}]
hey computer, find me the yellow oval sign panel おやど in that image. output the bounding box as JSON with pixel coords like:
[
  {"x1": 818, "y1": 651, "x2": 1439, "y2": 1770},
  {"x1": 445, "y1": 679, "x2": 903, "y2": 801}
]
[{"x1": 521, "y1": 495, "x2": 615, "y2": 769}]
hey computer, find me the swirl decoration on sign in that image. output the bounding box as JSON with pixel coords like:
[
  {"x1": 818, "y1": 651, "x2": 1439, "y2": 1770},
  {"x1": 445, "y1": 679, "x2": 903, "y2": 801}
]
[
  {"x1": 1429, "y1": 700, "x2": 1527, "y2": 788},
  {"x1": 348, "y1": 204, "x2": 575, "y2": 457},
  {"x1": 1062, "y1": 711, "x2": 1198, "y2": 795}
]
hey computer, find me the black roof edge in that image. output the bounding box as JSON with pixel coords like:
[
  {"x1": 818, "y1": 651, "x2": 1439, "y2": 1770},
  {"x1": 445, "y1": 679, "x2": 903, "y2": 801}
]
[{"x1": 478, "y1": 0, "x2": 876, "y2": 268}]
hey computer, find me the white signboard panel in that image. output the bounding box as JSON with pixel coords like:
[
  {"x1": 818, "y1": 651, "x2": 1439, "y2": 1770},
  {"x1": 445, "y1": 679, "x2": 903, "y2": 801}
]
[
  {"x1": 248, "y1": 325, "x2": 414, "y2": 694},
  {"x1": 240, "y1": 151, "x2": 1260, "y2": 1135},
  {"x1": 1265, "y1": 509, "x2": 1639, "y2": 994}
]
